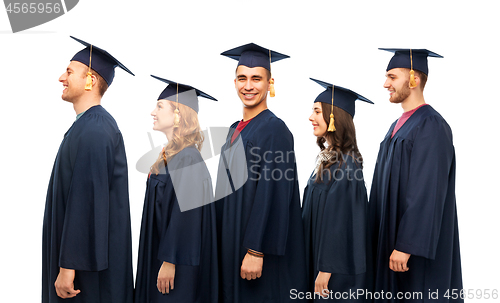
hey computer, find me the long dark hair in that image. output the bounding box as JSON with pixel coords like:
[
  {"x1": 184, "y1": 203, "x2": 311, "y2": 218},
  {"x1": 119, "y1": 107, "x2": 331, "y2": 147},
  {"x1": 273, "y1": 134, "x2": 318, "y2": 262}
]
[{"x1": 315, "y1": 102, "x2": 362, "y2": 183}]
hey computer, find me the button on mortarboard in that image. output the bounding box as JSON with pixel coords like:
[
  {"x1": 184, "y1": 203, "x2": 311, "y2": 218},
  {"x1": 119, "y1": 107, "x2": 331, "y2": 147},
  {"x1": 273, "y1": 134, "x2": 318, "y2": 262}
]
[
  {"x1": 151, "y1": 75, "x2": 217, "y2": 113},
  {"x1": 380, "y1": 48, "x2": 443, "y2": 75},
  {"x1": 310, "y1": 78, "x2": 374, "y2": 118},
  {"x1": 70, "y1": 36, "x2": 134, "y2": 86}
]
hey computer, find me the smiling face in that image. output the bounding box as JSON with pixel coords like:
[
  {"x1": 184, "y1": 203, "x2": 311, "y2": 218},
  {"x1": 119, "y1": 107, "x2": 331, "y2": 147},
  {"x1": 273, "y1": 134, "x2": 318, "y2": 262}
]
[
  {"x1": 59, "y1": 61, "x2": 88, "y2": 103},
  {"x1": 151, "y1": 100, "x2": 176, "y2": 138},
  {"x1": 384, "y1": 68, "x2": 411, "y2": 104},
  {"x1": 309, "y1": 102, "x2": 328, "y2": 137},
  {"x1": 234, "y1": 65, "x2": 271, "y2": 110}
]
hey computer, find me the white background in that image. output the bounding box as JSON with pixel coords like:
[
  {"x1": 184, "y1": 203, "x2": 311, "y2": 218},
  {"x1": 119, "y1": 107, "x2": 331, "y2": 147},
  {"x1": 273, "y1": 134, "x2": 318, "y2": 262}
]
[{"x1": 1, "y1": 0, "x2": 499, "y2": 301}]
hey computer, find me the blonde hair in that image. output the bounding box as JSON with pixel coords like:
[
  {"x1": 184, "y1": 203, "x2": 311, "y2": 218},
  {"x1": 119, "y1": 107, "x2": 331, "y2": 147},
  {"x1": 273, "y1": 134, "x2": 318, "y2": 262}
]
[{"x1": 150, "y1": 101, "x2": 204, "y2": 175}]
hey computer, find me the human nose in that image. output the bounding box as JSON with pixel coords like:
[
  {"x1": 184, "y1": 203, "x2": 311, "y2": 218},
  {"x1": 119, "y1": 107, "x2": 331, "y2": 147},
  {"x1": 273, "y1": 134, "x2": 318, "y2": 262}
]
[
  {"x1": 383, "y1": 78, "x2": 391, "y2": 89},
  {"x1": 59, "y1": 73, "x2": 66, "y2": 82},
  {"x1": 309, "y1": 112, "x2": 314, "y2": 122},
  {"x1": 244, "y1": 79, "x2": 253, "y2": 91}
]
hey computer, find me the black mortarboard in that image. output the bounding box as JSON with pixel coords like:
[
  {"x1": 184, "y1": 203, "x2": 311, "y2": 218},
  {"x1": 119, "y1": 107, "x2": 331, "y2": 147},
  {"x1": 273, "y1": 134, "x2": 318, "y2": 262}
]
[
  {"x1": 380, "y1": 48, "x2": 443, "y2": 75},
  {"x1": 70, "y1": 36, "x2": 134, "y2": 86},
  {"x1": 221, "y1": 42, "x2": 289, "y2": 71},
  {"x1": 311, "y1": 78, "x2": 374, "y2": 118},
  {"x1": 151, "y1": 75, "x2": 217, "y2": 113}
]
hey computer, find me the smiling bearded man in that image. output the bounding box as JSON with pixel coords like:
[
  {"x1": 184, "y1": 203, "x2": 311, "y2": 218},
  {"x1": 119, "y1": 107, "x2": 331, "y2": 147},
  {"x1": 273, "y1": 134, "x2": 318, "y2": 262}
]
[{"x1": 368, "y1": 48, "x2": 463, "y2": 303}]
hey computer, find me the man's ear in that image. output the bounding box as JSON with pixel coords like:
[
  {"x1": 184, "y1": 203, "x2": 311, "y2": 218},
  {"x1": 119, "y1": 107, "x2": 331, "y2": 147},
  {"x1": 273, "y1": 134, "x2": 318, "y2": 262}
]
[{"x1": 92, "y1": 74, "x2": 98, "y2": 88}]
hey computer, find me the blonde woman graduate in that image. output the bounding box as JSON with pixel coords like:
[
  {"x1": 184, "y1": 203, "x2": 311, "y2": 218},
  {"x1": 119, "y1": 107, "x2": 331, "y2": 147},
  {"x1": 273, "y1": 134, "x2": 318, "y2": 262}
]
[
  {"x1": 134, "y1": 76, "x2": 218, "y2": 303},
  {"x1": 302, "y1": 78, "x2": 374, "y2": 302}
]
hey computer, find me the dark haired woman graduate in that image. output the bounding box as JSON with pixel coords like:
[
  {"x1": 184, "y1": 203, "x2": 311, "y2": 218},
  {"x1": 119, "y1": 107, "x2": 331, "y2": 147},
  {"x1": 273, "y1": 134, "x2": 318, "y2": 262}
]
[
  {"x1": 134, "y1": 76, "x2": 218, "y2": 303},
  {"x1": 302, "y1": 78, "x2": 374, "y2": 302}
]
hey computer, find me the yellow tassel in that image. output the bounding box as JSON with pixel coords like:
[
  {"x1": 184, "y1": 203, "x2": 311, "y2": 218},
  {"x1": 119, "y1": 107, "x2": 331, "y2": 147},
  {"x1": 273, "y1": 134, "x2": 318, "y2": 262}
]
[
  {"x1": 269, "y1": 78, "x2": 275, "y2": 97},
  {"x1": 327, "y1": 113, "x2": 336, "y2": 132},
  {"x1": 84, "y1": 71, "x2": 93, "y2": 91},
  {"x1": 409, "y1": 69, "x2": 417, "y2": 88},
  {"x1": 173, "y1": 108, "x2": 180, "y2": 128}
]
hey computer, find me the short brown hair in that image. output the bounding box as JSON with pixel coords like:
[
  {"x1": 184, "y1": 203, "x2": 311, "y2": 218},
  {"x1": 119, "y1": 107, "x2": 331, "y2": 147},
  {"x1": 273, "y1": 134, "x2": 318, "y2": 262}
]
[{"x1": 415, "y1": 69, "x2": 427, "y2": 90}]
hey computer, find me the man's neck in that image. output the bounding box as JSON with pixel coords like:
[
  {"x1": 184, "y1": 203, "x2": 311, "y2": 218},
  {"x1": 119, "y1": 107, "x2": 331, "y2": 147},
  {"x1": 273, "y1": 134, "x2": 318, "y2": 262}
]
[
  {"x1": 242, "y1": 99, "x2": 268, "y2": 121},
  {"x1": 73, "y1": 96, "x2": 102, "y2": 115},
  {"x1": 401, "y1": 93, "x2": 425, "y2": 112}
]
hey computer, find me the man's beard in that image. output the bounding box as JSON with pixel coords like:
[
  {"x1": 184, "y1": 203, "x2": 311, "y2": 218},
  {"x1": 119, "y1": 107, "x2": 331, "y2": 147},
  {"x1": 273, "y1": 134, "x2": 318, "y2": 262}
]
[{"x1": 390, "y1": 80, "x2": 411, "y2": 104}]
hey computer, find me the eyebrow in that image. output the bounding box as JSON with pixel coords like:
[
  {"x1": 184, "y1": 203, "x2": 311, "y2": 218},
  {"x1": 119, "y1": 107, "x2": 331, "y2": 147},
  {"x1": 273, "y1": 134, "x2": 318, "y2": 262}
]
[{"x1": 236, "y1": 74, "x2": 262, "y2": 79}]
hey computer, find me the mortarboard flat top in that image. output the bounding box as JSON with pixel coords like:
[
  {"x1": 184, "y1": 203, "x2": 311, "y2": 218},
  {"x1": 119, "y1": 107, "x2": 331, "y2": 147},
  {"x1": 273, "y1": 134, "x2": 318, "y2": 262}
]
[
  {"x1": 380, "y1": 48, "x2": 443, "y2": 75},
  {"x1": 221, "y1": 43, "x2": 289, "y2": 71},
  {"x1": 311, "y1": 78, "x2": 373, "y2": 117},
  {"x1": 70, "y1": 36, "x2": 134, "y2": 86},
  {"x1": 151, "y1": 75, "x2": 217, "y2": 113}
]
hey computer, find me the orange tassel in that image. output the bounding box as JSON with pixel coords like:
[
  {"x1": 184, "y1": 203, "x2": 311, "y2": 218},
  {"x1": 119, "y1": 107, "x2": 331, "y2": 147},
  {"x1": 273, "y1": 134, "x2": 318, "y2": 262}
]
[
  {"x1": 409, "y1": 69, "x2": 417, "y2": 88},
  {"x1": 269, "y1": 78, "x2": 275, "y2": 97},
  {"x1": 327, "y1": 113, "x2": 336, "y2": 132},
  {"x1": 84, "y1": 71, "x2": 93, "y2": 91}
]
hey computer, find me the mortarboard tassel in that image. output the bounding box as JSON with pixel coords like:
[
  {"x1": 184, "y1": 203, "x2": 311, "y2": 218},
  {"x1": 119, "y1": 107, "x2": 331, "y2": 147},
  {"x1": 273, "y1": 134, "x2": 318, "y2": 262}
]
[
  {"x1": 173, "y1": 83, "x2": 180, "y2": 128},
  {"x1": 173, "y1": 108, "x2": 180, "y2": 127},
  {"x1": 269, "y1": 78, "x2": 275, "y2": 97},
  {"x1": 85, "y1": 45, "x2": 93, "y2": 91},
  {"x1": 327, "y1": 86, "x2": 336, "y2": 132},
  {"x1": 268, "y1": 49, "x2": 275, "y2": 97},
  {"x1": 327, "y1": 113, "x2": 336, "y2": 132},
  {"x1": 85, "y1": 72, "x2": 93, "y2": 91},
  {"x1": 409, "y1": 49, "x2": 417, "y2": 88}
]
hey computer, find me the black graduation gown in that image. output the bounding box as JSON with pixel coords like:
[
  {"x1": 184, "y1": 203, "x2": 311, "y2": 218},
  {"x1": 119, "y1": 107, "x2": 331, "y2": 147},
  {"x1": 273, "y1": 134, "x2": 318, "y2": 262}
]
[
  {"x1": 42, "y1": 105, "x2": 133, "y2": 303},
  {"x1": 134, "y1": 146, "x2": 218, "y2": 303},
  {"x1": 302, "y1": 157, "x2": 373, "y2": 302},
  {"x1": 368, "y1": 105, "x2": 463, "y2": 302},
  {"x1": 215, "y1": 109, "x2": 308, "y2": 303}
]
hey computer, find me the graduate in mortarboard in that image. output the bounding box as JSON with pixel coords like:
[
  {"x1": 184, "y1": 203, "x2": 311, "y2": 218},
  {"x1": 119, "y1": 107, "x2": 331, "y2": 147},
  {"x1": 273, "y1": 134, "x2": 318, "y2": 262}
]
[
  {"x1": 302, "y1": 79, "x2": 373, "y2": 301},
  {"x1": 134, "y1": 76, "x2": 218, "y2": 303},
  {"x1": 214, "y1": 43, "x2": 307, "y2": 302},
  {"x1": 369, "y1": 49, "x2": 463, "y2": 302},
  {"x1": 42, "y1": 36, "x2": 134, "y2": 303}
]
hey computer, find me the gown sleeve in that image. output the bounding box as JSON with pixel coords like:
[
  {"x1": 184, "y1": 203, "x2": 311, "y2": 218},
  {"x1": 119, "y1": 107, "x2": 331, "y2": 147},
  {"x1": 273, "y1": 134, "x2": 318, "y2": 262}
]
[
  {"x1": 242, "y1": 119, "x2": 295, "y2": 256},
  {"x1": 59, "y1": 116, "x2": 114, "y2": 271},
  {"x1": 394, "y1": 115, "x2": 454, "y2": 259},
  {"x1": 157, "y1": 151, "x2": 213, "y2": 266},
  {"x1": 316, "y1": 164, "x2": 368, "y2": 275}
]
